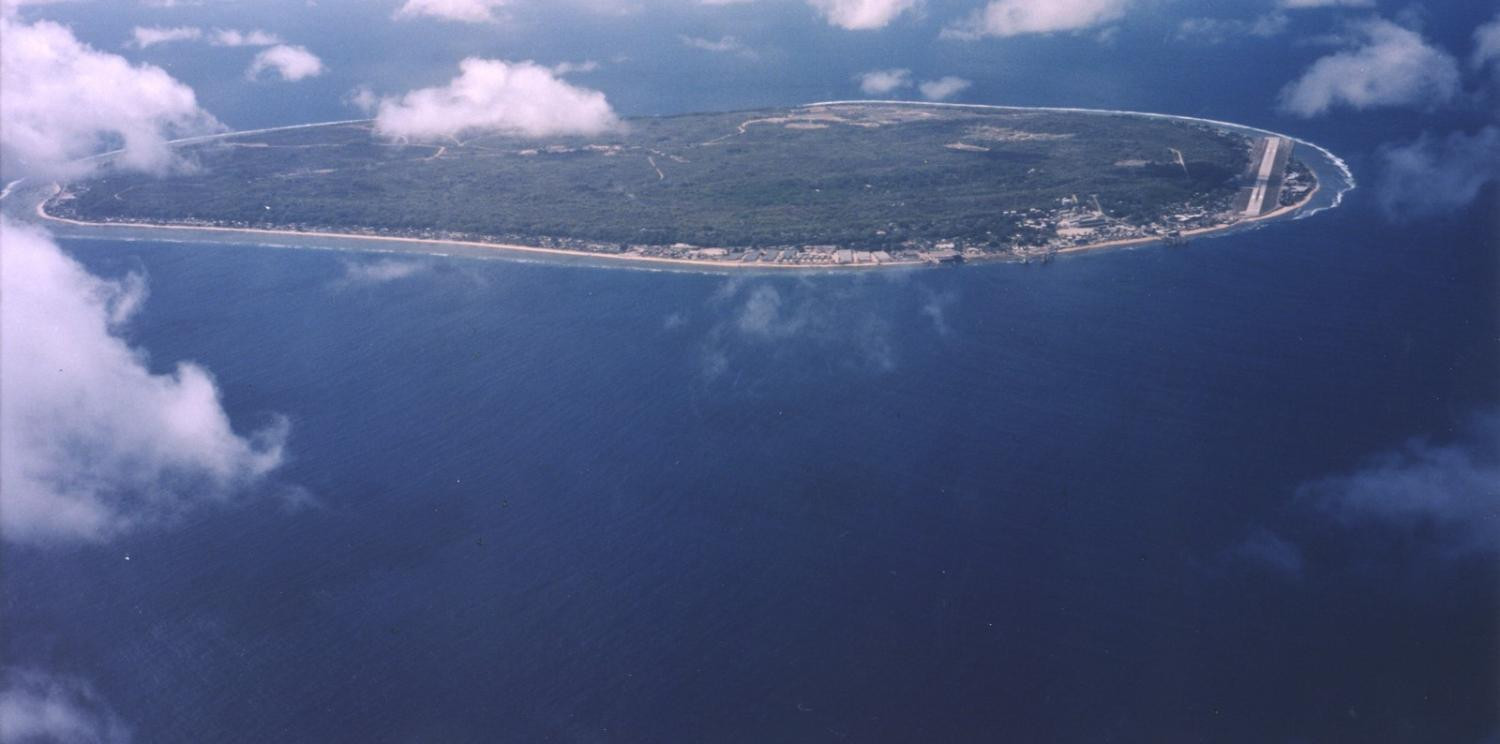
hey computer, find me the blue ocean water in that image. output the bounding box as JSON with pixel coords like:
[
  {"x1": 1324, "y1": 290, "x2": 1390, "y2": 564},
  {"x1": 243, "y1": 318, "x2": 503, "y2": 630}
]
[
  {"x1": 5, "y1": 189, "x2": 1495, "y2": 741},
  {"x1": 5, "y1": 2, "x2": 1499, "y2": 739}
]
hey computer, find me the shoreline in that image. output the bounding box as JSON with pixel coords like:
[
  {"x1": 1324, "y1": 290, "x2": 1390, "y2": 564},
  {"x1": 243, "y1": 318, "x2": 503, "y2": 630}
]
[
  {"x1": 34, "y1": 194, "x2": 916, "y2": 272},
  {"x1": 34, "y1": 179, "x2": 1320, "y2": 271},
  {"x1": 804, "y1": 100, "x2": 1357, "y2": 211},
  {"x1": 1054, "y1": 178, "x2": 1319, "y2": 257},
  {"x1": 22, "y1": 101, "x2": 1338, "y2": 271}
]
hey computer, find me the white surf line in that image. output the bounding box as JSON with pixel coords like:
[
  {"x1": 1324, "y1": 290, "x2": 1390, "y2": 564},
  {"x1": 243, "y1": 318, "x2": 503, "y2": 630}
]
[
  {"x1": 803, "y1": 100, "x2": 1357, "y2": 213},
  {"x1": 165, "y1": 118, "x2": 371, "y2": 148},
  {"x1": 3, "y1": 119, "x2": 377, "y2": 206},
  {"x1": 17, "y1": 104, "x2": 1345, "y2": 268},
  {"x1": 86, "y1": 119, "x2": 373, "y2": 164}
]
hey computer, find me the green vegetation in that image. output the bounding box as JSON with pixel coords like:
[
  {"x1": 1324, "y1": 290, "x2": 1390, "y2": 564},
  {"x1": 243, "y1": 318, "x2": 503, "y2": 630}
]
[{"x1": 56, "y1": 104, "x2": 1250, "y2": 253}]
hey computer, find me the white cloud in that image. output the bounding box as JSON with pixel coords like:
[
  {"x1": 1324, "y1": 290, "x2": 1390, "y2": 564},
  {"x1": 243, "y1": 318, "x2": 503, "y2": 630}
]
[
  {"x1": 919, "y1": 75, "x2": 971, "y2": 101},
  {"x1": 919, "y1": 288, "x2": 957, "y2": 335},
  {"x1": 1278, "y1": 19, "x2": 1460, "y2": 117},
  {"x1": 209, "y1": 28, "x2": 281, "y2": 47},
  {"x1": 806, "y1": 0, "x2": 917, "y2": 30},
  {"x1": 1376, "y1": 126, "x2": 1500, "y2": 220},
  {"x1": 550, "y1": 59, "x2": 600, "y2": 75},
  {"x1": 127, "y1": 26, "x2": 279, "y2": 50},
  {"x1": 0, "y1": 220, "x2": 290, "y2": 544},
  {"x1": 943, "y1": 0, "x2": 1131, "y2": 40},
  {"x1": 246, "y1": 44, "x2": 325, "y2": 82},
  {"x1": 129, "y1": 25, "x2": 201, "y2": 48},
  {"x1": 0, "y1": 16, "x2": 220, "y2": 180},
  {"x1": 346, "y1": 85, "x2": 379, "y2": 113},
  {"x1": 679, "y1": 34, "x2": 757, "y2": 59},
  {"x1": 856, "y1": 68, "x2": 911, "y2": 95},
  {"x1": 395, "y1": 0, "x2": 507, "y2": 23},
  {"x1": 1474, "y1": 13, "x2": 1500, "y2": 71},
  {"x1": 698, "y1": 280, "x2": 898, "y2": 381},
  {"x1": 374, "y1": 58, "x2": 619, "y2": 140},
  {"x1": 336, "y1": 258, "x2": 429, "y2": 286},
  {"x1": 1175, "y1": 13, "x2": 1288, "y2": 43},
  {"x1": 736, "y1": 285, "x2": 807, "y2": 339},
  {"x1": 1300, "y1": 411, "x2": 1500, "y2": 557},
  {"x1": 0, "y1": 669, "x2": 130, "y2": 744}
]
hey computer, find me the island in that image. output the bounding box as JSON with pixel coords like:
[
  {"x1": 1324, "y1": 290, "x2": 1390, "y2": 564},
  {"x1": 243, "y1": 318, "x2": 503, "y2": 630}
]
[{"x1": 40, "y1": 102, "x2": 1321, "y2": 268}]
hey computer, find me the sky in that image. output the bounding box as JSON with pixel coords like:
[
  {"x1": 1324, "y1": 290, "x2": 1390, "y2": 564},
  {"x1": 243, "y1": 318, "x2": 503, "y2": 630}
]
[{"x1": 0, "y1": 0, "x2": 1497, "y2": 740}]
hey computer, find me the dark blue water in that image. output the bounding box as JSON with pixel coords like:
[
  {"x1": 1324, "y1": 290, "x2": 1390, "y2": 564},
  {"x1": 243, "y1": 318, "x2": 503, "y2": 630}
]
[
  {"x1": 7, "y1": 2, "x2": 1500, "y2": 739},
  {"x1": 5, "y1": 188, "x2": 1496, "y2": 741}
]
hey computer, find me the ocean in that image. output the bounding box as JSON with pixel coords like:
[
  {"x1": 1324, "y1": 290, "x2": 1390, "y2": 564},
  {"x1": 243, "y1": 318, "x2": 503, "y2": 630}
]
[
  {"x1": 4, "y1": 188, "x2": 1495, "y2": 741},
  {"x1": 5, "y1": 1, "x2": 1499, "y2": 740}
]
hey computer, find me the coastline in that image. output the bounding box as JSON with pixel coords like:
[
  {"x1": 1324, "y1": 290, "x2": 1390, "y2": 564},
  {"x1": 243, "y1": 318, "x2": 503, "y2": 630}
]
[
  {"x1": 804, "y1": 100, "x2": 1357, "y2": 212},
  {"x1": 34, "y1": 178, "x2": 1321, "y2": 271},
  {"x1": 34, "y1": 193, "x2": 915, "y2": 272},
  {"x1": 32, "y1": 175, "x2": 1326, "y2": 271},
  {"x1": 21, "y1": 101, "x2": 1341, "y2": 271},
  {"x1": 1053, "y1": 177, "x2": 1320, "y2": 257}
]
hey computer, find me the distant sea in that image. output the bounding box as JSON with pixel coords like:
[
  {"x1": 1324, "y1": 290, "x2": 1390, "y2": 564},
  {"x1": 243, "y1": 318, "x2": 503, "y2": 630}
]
[
  {"x1": 5, "y1": 187, "x2": 1495, "y2": 741},
  {"x1": 7, "y1": 3, "x2": 1500, "y2": 739}
]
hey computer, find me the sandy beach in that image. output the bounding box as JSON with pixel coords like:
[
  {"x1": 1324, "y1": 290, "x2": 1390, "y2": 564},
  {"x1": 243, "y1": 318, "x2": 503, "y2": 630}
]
[{"x1": 33, "y1": 177, "x2": 1321, "y2": 272}]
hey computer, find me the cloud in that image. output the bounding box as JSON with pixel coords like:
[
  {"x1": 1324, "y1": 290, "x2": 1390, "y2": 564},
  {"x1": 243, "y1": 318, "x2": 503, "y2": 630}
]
[
  {"x1": 0, "y1": 669, "x2": 130, "y2": 744},
  {"x1": 128, "y1": 25, "x2": 201, "y2": 48},
  {"x1": 335, "y1": 258, "x2": 429, "y2": 286},
  {"x1": 1230, "y1": 527, "x2": 1305, "y2": 578},
  {"x1": 0, "y1": 220, "x2": 289, "y2": 544},
  {"x1": 1222, "y1": 410, "x2": 1500, "y2": 578},
  {"x1": 1299, "y1": 411, "x2": 1500, "y2": 557},
  {"x1": 1375, "y1": 126, "x2": 1500, "y2": 220},
  {"x1": 856, "y1": 68, "x2": 911, "y2": 95},
  {"x1": 1278, "y1": 19, "x2": 1461, "y2": 117},
  {"x1": 697, "y1": 280, "x2": 898, "y2": 382},
  {"x1": 550, "y1": 59, "x2": 600, "y2": 75},
  {"x1": 678, "y1": 34, "x2": 757, "y2": 59},
  {"x1": 373, "y1": 58, "x2": 619, "y2": 140},
  {"x1": 246, "y1": 44, "x2": 325, "y2": 82},
  {"x1": 919, "y1": 76, "x2": 971, "y2": 101},
  {"x1": 943, "y1": 0, "x2": 1131, "y2": 40},
  {"x1": 736, "y1": 285, "x2": 807, "y2": 339},
  {"x1": 127, "y1": 26, "x2": 280, "y2": 50},
  {"x1": 1175, "y1": 14, "x2": 1288, "y2": 43},
  {"x1": 1474, "y1": 13, "x2": 1500, "y2": 72},
  {"x1": 919, "y1": 288, "x2": 956, "y2": 335},
  {"x1": 208, "y1": 28, "x2": 281, "y2": 47},
  {"x1": 346, "y1": 85, "x2": 379, "y2": 113},
  {"x1": 394, "y1": 0, "x2": 507, "y2": 23},
  {"x1": 806, "y1": 0, "x2": 917, "y2": 30},
  {"x1": 0, "y1": 15, "x2": 220, "y2": 180}
]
